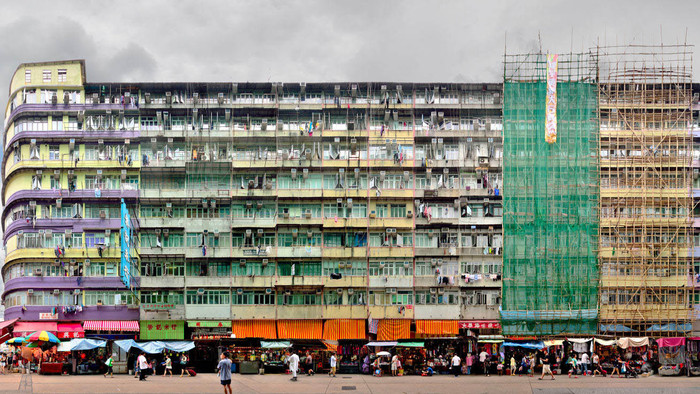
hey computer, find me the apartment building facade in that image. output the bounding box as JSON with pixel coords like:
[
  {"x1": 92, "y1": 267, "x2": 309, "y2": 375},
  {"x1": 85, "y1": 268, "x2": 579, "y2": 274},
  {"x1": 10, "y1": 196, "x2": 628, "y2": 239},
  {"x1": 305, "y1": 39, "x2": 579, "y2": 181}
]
[{"x1": 2, "y1": 60, "x2": 503, "y2": 341}]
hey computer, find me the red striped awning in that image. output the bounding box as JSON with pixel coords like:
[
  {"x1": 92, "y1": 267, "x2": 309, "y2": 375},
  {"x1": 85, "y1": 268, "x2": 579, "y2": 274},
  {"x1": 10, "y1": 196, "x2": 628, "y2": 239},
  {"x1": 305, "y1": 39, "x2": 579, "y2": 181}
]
[{"x1": 83, "y1": 321, "x2": 140, "y2": 332}]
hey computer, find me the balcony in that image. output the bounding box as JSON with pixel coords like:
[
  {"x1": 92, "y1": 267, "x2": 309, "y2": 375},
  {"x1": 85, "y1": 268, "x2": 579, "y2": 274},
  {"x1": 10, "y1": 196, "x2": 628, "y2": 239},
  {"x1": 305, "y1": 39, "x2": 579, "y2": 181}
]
[
  {"x1": 322, "y1": 276, "x2": 367, "y2": 288},
  {"x1": 6, "y1": 130, "x2": 139, "y2": 150},
  {"x1": 231, "y1": 276, "x2": 275, "y2": 288},
  {"x1": 184, "y1": 276, "x2": 232, "y2": 288},
  {"x1": 600, "y1": 304, "x2": 691, "y2": 321},
  {"x1": 367, "y1": 306, "x2": 414, "y2": 319},
  {"x1": 230, "y1": 217, "x2": 275, "y2": 229},
  {"x1": 601, "y1": 275, "x2": 688, "y2": 288},
  {"x1": 139, "y1": 218, "x2": 185, "y2": 229},
  {"x1": 367, "y1": 218, "x2": 413, "y2": 229},
  {"x1": 5, "y1": 158, "x2": 140, "y2": 180},
  {"x1": 139, "y1": 276, "x2": 185, "y2": 289},
  {"x1": 369, "y1": 276, "x2": 412, "y2": 288},
  {"x1": 276, "y1": 305, "x2": 323, "y2": 320},
  {"x1": 322, "y1": 218, "x2": 367, "y2": 229},
  {"x1": 275, "y1": 276, "x2": 324, "y2": 287},
  {"x1": 2, "y1": 276, "x2": 135, "y2": 294},
  {"x1": 186, "y1": 218, "x2": 232, "y2": 232},
  {"x1": 185, "y1": 305, "x2": 231, "y2": 320},
  {"x1": 368, "y1": 248, "x2": 413, "y2": 258},
  {"x1": 5, "y1": 217, "x2": 124, "y2": 239},
  {"x1": 414, "y1": 305, "x2": 460, "y2": 320},
  {"x1": 460, "y1": 305, "x2": 499, "y2": 320},
  {"x1": 231, "y1": 247, "x2": 275, "y2": 258},
  {"x1": 5, "y1": 246, "x2": 120, "y2": 264},
  {"x1": 4, "y1": 188, "x2": 138, "y2": 207},
  {"x1": 322, "y1": 247, "x2": 367, "y2": 259},
  {"x1": 276, "y1": 246, "x2": 321, "y2": 258},
  {"x1": 185, "y1": 246, "x2": 231, "y2": 259},
  {"x1": 322, "y1": 305, "x2": 367, "y2": 319},
  {"x1": 232, "y1": 305, "x2": 277, "y2": 320},
  {"x1": 138, "y1": 247, "x2": 186, "y2": 257}
]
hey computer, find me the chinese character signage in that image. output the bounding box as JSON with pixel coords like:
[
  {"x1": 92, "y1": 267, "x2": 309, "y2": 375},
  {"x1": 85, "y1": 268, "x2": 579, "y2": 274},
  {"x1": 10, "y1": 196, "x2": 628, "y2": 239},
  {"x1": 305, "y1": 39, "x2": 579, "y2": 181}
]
[
  {"x1": 141, "y1": 303, "x2": 176, "y2": 310},
  {"x1": 545, "y1": 53, "x2": 558, "y2": 144},
  {"x1": 120, "y1": 199, "x2": 131, "y2": 288},
  {"x1": 139, "y1": 320, "x2": 185, "y2": 340},
  {"x1": 458, "y1": 321, "x2": 501, "y2": 329}
]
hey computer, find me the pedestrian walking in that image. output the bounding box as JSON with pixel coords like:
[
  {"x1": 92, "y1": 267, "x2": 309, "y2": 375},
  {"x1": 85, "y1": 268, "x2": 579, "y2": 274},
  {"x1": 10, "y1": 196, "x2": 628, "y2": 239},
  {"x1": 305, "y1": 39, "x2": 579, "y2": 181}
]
[
  {"x1": 305, "y1": 352, "x2": 314, "y2": 376},
  {"x1": 163, "y1": 355, "x2": 173, "y2": 377},
  {"x1": 538, "y1": 350, "x2": 555, "y2": 380},
  {"x1": 451, "y1": 353, "x2": 461, "y2": 377},
  {"x1": 137, "y1": 352, "x2": 149, "y2": 381},
  {"x1": 217, "y1": 352, "x2": 232, "y2": 394},
  {"x1": 179, "y1": 354, "x2": 191, "y2": 377},
  {"x1": 286, "y1": 350, "x2": 300, "y2": 381},
  {"x1": 104, "y1": 354, "x2": 114, "y2": 378},
  {"x1": 329, "y1": 352, "x2": 337, "y2": 377}
]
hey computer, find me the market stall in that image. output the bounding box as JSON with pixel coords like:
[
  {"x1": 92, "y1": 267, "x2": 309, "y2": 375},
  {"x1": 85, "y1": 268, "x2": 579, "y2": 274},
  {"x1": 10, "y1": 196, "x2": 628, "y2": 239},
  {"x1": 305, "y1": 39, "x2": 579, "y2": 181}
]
[
  {"x1": 687, "y1": 337, "x2": 700, "y2": 376},
  {"x1": 657, "y1": 337, "x2": 685, "y2": 376}
]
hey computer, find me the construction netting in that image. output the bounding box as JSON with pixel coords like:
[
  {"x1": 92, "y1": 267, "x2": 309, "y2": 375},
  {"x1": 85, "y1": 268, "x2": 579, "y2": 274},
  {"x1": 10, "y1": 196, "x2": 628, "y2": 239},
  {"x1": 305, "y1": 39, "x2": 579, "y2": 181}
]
[{"x1": 501, "y1": 53, "x2": 599, "y2": 336}]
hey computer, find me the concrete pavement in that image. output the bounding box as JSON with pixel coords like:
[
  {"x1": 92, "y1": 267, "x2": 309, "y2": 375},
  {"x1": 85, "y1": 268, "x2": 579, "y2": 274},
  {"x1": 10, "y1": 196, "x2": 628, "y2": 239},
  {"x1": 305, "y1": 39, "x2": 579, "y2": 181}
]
[{"x1": 0, "y1": 373, "x2": 699, "y2": 393}]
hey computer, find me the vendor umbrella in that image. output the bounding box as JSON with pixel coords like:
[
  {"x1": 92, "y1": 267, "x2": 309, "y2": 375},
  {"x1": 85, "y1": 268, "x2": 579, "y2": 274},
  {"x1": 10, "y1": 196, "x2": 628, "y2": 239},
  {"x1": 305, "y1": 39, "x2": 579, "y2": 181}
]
[
  {"x1": 24, "y1": 331, "x2": 60, "y2": 344},
  {"x1": 376, "y1": 351, "x2": 392, "y2": 357},
  {"x1": 4, "y1": 337, "x2": 26, "y2": 346}
]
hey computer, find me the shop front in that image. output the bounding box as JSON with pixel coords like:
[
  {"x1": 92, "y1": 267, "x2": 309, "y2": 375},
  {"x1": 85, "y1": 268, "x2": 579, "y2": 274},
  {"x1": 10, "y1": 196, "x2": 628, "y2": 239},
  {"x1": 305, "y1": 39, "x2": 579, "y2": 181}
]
[
  {"x1": 323, "y1": 319, "x2": 366, "y2": 374},
  {"x1": 188, "y1": 321, "x2": 232, "y2": 372},
  {"x1": 82, "y1": 320, "x2": 140, "y2": 373},
  {"x1": 56, "y1": 338, "x2": 108, "y2": 375}
]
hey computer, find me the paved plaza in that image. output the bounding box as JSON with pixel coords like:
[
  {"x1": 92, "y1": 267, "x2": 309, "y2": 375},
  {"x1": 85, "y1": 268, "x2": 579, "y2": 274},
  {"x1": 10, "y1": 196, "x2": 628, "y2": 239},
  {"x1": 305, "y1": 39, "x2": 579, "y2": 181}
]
[{"x1": 0, "y1": 373, "x2": 699, "y2": 394}]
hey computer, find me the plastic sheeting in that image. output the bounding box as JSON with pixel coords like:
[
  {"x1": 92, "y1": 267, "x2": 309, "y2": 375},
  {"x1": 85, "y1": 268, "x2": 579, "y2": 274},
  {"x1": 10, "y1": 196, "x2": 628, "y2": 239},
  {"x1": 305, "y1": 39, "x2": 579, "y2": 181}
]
[
  {"x1": 502, "y1": 341, "x2": 545, "y2": 349},
  {"x1": 260, "y1": 341, "x2": 291, "y2": 349},
  {"x1": 114, "y1": 340, "x2": 195, "y2": 354},
  {"x1": 57, "y1": 339, "x2": 106, "y2": 352},
  {"x1": 543, "y1": 340, "x2": 564, "y2": 347},
  {"x1": 616, "y1": 337, "x2": 649, "y2": 349},
  {"x1": 366, "y1": 341, "x2": 397, "y2": 347}
]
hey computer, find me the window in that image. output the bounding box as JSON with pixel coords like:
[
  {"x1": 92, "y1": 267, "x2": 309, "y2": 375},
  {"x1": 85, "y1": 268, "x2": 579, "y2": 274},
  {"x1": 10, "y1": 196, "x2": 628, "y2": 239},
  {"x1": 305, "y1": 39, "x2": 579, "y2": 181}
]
[
  {"x1": 232, "y1": 291, "x2": 275, "y2": 305},
  {"x1": 25, "y1": 70, "x2": 31, "y2": 83},
  {"x1": 277, "y1": 292, "x2": 321, "y2": 305},
  {"x1": 186, "y1": 289, "x2": 230, "y2": 304},
  {"x1": 43, "y1": 70, "x2": 52, "y2": 83},
  {"x1": 390, "y1": 204, "x2": 406, "y2": 218},
  {"x1": 49, "y1": 145, "x2": 60, "y2": 160},
  {"x1": 57, "y1": 69, "x2": 67, "y2": 82}
]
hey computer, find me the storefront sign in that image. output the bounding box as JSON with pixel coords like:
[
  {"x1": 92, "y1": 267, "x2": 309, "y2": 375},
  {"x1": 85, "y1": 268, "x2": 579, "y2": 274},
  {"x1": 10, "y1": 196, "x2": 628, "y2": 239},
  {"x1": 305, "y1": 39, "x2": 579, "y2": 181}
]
[
  {"x1": 192, "y1": 326, "x2": 231, "y2": 340},
  {"x1": 120, "y1": 199, "x2": 132, "y2": 288},
  {"x1": 39, "y1": 313, "x2": 58, "y2": 320},
  {"x1": 140, "y1": 320, "x2": 185, "y2": 340},
  {"x1": 458, "y1": 321, "x2": 500, "y2": 329},
  {"x1": 57, "y1": 331, "x2": 84, "y2": 339}
]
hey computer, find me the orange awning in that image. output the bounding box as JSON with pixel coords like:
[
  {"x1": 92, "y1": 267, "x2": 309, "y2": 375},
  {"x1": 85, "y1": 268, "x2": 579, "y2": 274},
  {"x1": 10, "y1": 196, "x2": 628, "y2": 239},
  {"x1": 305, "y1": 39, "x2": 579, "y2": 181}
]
[
  {"x1": 377, "y1": 319, "x2": 410, "y2": 341},
  {"x1": 415, "y1": 320, "x2": 459, "y2": 336},
  {"x1": 231, "y1": 320, "x2": 277, "y2": 339},
  {"x1": 323, "y1": 319, "x2": 366, "y2": 340},
  {"x1": 277, "y1": 320, "x2": 323, "y2": 339}
]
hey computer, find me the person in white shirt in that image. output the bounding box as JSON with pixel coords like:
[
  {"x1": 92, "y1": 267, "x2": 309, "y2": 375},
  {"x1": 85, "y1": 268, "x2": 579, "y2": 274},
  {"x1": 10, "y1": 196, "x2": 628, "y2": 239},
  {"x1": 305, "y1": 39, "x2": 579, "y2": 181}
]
[
  {"x1": 479, "y1": 350, "x2": 490, "y2": 375},
  {"x1": 329, "y1": 353, "x2": 337, "y2": 377},
  {"x1": 286, "y1": 350, "x2": 300, "y2": 381},
  {"x1": 580, "y1": 353, "x2": 590, "y2": 375},
  {"x1": 451, "y1": 354, "x2": 462, "y2": 377},
  {"x1": 137, "y1": 352, "x2": 149, "y2": 381}
]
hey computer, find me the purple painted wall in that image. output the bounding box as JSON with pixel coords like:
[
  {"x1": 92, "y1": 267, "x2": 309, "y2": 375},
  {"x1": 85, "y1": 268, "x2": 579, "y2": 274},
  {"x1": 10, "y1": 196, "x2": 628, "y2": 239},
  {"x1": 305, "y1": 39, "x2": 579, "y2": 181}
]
[
  {"x1": 4, "y1": 305, "x2": 139, "y2": 321},
  {"x1": 6, "y1": 130, "x2": 139, "y2": 148},
  {"x1": 3, "y1": 276, "x2": 139, "y2": 295},
  {"x1": 5, "y1": 218, "x2": 126, "y2": 242}
]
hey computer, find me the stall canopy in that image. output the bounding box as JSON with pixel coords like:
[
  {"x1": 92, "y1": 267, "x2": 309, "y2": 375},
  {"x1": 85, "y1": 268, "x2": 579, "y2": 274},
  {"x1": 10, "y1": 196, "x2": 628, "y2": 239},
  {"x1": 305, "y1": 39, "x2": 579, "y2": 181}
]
[
  {"x1": 231, "y1": 320, "x2": 276, "y2": 339},
  {"x1": 322, "y1": 319, "x2": 366, "y2": 340},
  {"x1": 260, "y1": 341, "x2": 291, "y2": 349},
  {"x1": 13, "y1": 322, "x2": 57, "y2": 337},
  {"x1": 57, "y1": 323, "x2": 85, "y2": 339},
  {"x1": 657, "y1": 337, "x2": 686, "y2": 347},
  {"x1": 616, "y1": 337, "x2": 649, "y2": 349},
  {"x1": 502, "y1": 341, "x2": 545, "y2": 349},
  {"x1": 594, "y1": 338, "x2": 616, "y2": 346},
  {"x1": 478, "y1": 335, "x2": 505, "y2": 344},
  {"x1": 0, "y1": 319, "x2": 19, "y2": 331},
  {"x1": 114, "y1": 339, "x2": 195, "y2": 354},
  {"x1": 377, "y1": 319, "x2": 410, "y2": 341},
  {"x1": 0, "y1": 318, "x2": 19, "y2": 343},
  {"x1": 396, "y1": 342, "x2": 424, "y2": 348},
  {"x1": 187, "y1": 321, "x2": 231, "y2": 328},
  {"x1": 366, "y1": 341, "x2": 398, "y2": 347},
  {"x1": 83, "y1": 321, "x2": 139, "y2": 332},
  {"x1": 415, "y1": 320, "x2": 458, "y2": 336},
  {"x1": 139, "y1": 320, "x2": 184, "y2": 340},
  {"x1": 277, "y1": 320, "x2": 322, "y2": 340},
  {"x1": 58, "y1": 338, "x2": 106, "y2": 352}
]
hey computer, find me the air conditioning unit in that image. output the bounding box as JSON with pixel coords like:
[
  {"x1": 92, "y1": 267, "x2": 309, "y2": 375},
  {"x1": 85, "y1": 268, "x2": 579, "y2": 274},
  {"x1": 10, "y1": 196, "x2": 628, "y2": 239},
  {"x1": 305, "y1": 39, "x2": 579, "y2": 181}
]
[
  {"x1": 85, "y1": 259, "x2": 91, "y2": 267},
  {"x1": 304, "y1": 209, "x2": 312, "y2": 219},
  {"x1": 387, "y1": 288, "x2": 396, "y2": 294},
  {"x1": 406, "y1": 211, "x2": 413, "y2": 218},
  {"x1": 265, "y1": 288, "x2": 273, "y2": 295},
  {"x1": 291, "y1": 168, "x2": 297, "y2": 179},
  {"x1": 430, "y1": 288, "x2": 437, "y2": 294},
  {"x1": 347, "y1": 288, "x2": 354, "y2": 295},
  {"x1": 163, "y1": 229, "x2": 169, "y2": 237},
  {"x1": 291, "y1": 228, "x2": 298, "y2": 238},
  {"x1": 302, "y1": 168, "x2": 309, "y2": 179},
  {"x1": 431, "y1": 258, "x2": 437, "y2": 267},
  {"x1": 336, "y1": 288, "x2": 344, "y2": 295},
  {"x1": 53, "y1": 289, "x2": 60, "y2": 295},
  {"x1": 257, "y1": 229, "x2": 264, "y2": 235},
  {"x1": 214, "y1": 229, "x2": 220, "y2": 238},
  {"x1": 121, "y1": 170, "x2": 127, "y2": 180},
  {"x1": 437, "y1": 288, "x2": 445, "y2": 295},
  {"x1": 346, "y1": 198, "x2": 353, "y2": 208},
  {"x1": 307, "y1": 230, "x2": 313, "y2": 239},
  {"x1": 197, "y1": 288, "x2": 205, "y2": 295},
  {"x1": 336, "y1": 198, "x2": 343, "y2": 208},
  {"x1": 262, "y1": 259, "x2": 269, "y2": 266},
  {"x1": 437, "y1": 259, "x2": 443, "y2": 266},
  {"x1": 441, "y1": 227, "x2": 450, "y2": 233},
  {"x1": 218, "y1": 92, "x2": 225, "y2": 104},
  {"x1": 245, "y1": 229, "x2": 252, "y2": 238},
  {"x1": 53, "y1": 170, "x2": 61, "y2": 179},
  {"x1": 73, "y1": 289, "x2": 81, "y2": 295},
  {"x1": 67, "y1": 170, "x2": 75, "y2": 177},
  {"x1": 27, "y1": 289, "x2": 34, "y2": 295},
  {"x1": 261, "y1": 119, "x2": 268, "y2": 131},
  {"x1": 237, "y1": 288, "x2": 244, "y2": 295},
  {"x1": 105, "y1": 229, "x2": 111, "y2": 236},
  {"x1": 239, "y1": 259, "x2": 246, "y2": 267},
  {"x1": 338, "y1": 262, "x2": 346, "y2": 269},
  {"x1": 34, "y1": 268, "x2": 43, "y2": 276},
  {"x1": 155, "y1": 229, "x2": 161, "y2": 235},
  {"x1": 99, "y1": 210, "x2": 106, "y2": 219}
]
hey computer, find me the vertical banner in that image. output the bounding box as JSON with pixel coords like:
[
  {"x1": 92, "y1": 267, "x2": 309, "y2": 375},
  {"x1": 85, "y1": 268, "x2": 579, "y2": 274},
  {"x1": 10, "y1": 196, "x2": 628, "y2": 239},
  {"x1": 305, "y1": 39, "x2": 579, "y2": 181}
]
[
  {"x1": 120, "y1": 198, "x2": 131, "y2": 288},
  {"x1": 545, "y1": 54, "x2": 558, "y2": 144}
]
